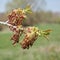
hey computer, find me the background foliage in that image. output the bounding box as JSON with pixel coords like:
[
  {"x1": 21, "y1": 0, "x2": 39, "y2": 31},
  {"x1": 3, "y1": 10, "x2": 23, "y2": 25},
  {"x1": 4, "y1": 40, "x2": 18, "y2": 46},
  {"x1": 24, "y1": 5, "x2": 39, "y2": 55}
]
[{"x1": 0, "y1": 0, "x2": 60, "y2": 60}]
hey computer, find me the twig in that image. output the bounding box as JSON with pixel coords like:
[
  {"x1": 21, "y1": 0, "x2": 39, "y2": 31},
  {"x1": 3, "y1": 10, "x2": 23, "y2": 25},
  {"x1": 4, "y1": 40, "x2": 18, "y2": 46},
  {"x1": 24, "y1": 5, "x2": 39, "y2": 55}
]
[{"x1": 0, "y1": 21, "x2": 23, "y2": 30}]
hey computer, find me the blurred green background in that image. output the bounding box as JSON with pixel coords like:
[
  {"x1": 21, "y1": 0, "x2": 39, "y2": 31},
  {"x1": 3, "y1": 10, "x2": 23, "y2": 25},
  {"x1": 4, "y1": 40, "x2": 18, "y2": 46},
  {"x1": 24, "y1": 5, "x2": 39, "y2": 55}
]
[{"x1": 0, "y1": 0, "x2": 60, "y2": 60}]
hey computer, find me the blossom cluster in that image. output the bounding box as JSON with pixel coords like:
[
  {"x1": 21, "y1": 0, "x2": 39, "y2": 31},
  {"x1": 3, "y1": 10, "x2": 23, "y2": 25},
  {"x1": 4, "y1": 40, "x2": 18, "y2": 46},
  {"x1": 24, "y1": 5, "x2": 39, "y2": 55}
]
[{"x1": 4, "y1": 7, "x2": 51, "y2": 49}]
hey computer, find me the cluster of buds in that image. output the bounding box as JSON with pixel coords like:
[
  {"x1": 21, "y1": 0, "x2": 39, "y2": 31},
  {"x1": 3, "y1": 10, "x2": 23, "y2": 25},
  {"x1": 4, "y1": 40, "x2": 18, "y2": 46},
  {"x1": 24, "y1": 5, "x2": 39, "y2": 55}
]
[
  {"x1": 8, "y1": 8, "x2": 26, "y2": 26},
  {"x1": 0, "y1": 6, "x2": 51, "y2": 49},
  {"x1": 9, "y1": 26, "x2": 23, "y2": 45},
  {"x1": 20, "y1": 27, "x2": 51, "y2": 49},
  {"x1": 7, "y1": 7, "x2": 31, "y2": 45},
  {"x1": 20, "y1": 27, "x2": 39, "y2": 49}
]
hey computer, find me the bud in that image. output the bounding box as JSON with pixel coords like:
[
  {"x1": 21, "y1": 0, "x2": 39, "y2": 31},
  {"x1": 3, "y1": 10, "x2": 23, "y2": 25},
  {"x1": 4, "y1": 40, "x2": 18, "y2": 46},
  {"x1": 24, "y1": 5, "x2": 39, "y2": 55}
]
[
  {"x1": 8, "y1": 8, "x2": 27, "y2": 26},
  {"x1": 20, "y1": 27, "x2": 39, "y2": 49},
  {"x1": 9, "y1": 25, "x2": 23, "y2": 45}
]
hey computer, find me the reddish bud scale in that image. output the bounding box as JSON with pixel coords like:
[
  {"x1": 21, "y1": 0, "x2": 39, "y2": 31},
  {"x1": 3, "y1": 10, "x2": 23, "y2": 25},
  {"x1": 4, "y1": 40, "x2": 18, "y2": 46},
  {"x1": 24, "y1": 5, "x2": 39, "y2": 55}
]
[
  {"x1": 8, "y1": 9, "x2": 25, "y2": 26},
  {"x1": 11, "y1": 28, "x2": 20, "y2": 45},
  {"x1": 20, "y1": 33, "x2": 38, "y2": 49},
  {"x1": 9, "y1": 26, "x2": 23, "y2": 45},
  {"x1": 8, "y1": 12, "x2": 17, "y2": 25},
  {"x1": 11, "y1": 34, "x2": 19, "y2": 45}
]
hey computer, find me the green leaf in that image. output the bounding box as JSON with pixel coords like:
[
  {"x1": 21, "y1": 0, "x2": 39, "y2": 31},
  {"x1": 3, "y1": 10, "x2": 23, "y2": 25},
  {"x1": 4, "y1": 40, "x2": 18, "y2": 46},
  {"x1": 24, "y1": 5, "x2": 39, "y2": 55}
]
[{"x1": 24, "y1": 6, "x2": 32, "y2": 13}]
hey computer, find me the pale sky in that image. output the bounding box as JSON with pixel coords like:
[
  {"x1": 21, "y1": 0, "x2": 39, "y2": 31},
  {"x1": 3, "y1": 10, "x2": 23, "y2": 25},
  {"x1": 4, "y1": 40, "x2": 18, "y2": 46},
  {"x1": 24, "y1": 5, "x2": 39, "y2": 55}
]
[
  {"x1": 45, "y1": 0, "x2": 60, "y2": 12},
  {"x1": 0, "y1": 0, "x2": 60, "y2": 12}
]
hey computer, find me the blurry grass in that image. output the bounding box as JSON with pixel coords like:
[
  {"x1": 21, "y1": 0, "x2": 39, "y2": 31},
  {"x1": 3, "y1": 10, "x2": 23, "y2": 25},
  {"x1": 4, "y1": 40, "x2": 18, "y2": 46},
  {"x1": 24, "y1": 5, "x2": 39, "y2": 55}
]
[{"x1": 0, "y1": 23, "x2": 60, "y2": 60}]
